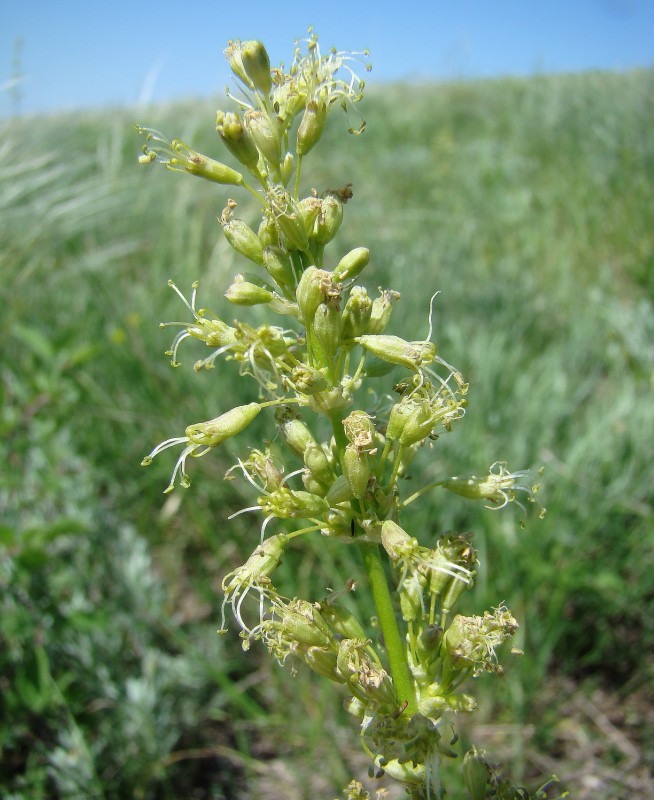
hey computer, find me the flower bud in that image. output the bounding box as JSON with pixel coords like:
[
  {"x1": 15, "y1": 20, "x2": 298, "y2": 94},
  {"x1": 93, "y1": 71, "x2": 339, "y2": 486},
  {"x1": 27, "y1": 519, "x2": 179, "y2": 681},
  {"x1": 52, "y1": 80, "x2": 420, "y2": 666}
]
[
  {"x1": 224, "y1": 274, "x2": 273, "y2": 306},
  {"x1": 303, "y1": 442, "x2": 333, "y2": 484},
  {"x1": 239, "y1": 40, "x2": 272, "y2": 94},
  {"x1": 279, "y1": 599, "x2": 333, "y2": 648},
  {"x1": 216, "y1": 110, "x2": 260, "y2": 171},
  {"x1": 386, "y1": 399, "x2": 415, "y2": 443},
  {"x1": 367, "y1": 289, "x2": 400, "y2": 334},
  {"x1": 224, "y1": 40, "x2": 255, "y2": 88},
  {"x1": 313, "y1": 300, "x2": 342, "y2": 357},
  {"x1": 178, "y1": 146, "x2": 244, "y2": 185},
  {"x1": 296, "y1": 266, "x2": 333, "y2": 324},
  {"x1": 325, "y1": 474, "x2": 355, "y2": 505},
  {"x1": 290, "y1": 365, "x2": 330, "y2": 395},
  {"x1": 185, "y1": 402, "x2": 261, "y2": 447},
  {"x1": 297, "y1": 195, "x2": 323, "y2": 233},
  {"x1": 318, "y1": 599, "x2": 368, "y2": 641},
  {"x1": 341, "y1": 286, "x2": 373, "y2": 340},
  {"x1": 334, "y1": 247, "x2": 370, "y2": 281},
  {"x1": 343, "y1": 444, "x2": 370, "y2": 500},
  {"x1": 281, "y1": 152, "x2": 295, "y2": 185},
  {"x1": 380, "y1": 520, "x2": 416, "y2": 562},
  {"x1": 257, "y1": 213, "x2": 279, "y2": 249},
  {"x1": 314, "y1": 192, "x2": 344, "y2": 244},
  {"x1": 262, "y1": 246, "x2": 295, "y2": 291},
  {"x1": 222, "y1": 533, "x2": 288, "y2": 595},
  {"x1": 395, "y1": 398, "x2": 437, "y2": 447},
  {"x1": 278, "y1": 415, "x2": 317, "y2": 456},
  {"x1": 399, "y1": 573, "x2": 425, "y2": 622},
  {"x1": 357, "y1": 335, "x2": 435, "y2": 372},
  {"x1": 243, "y1": 110, "x2": 282, "y2": 166},
  {"x1": 302, "y1": 472, "x2": 326, "y2": 496},
  {"x1": 297, "y1": 100, "x2": 328, "y2": 156},
  {"x1": 270, "y1": 190, "x2": 309, "y2": 252},
  {"x1": 261, "y1": 487, "x2": 330, "y2": 519},
  {"x1": 221, "y1": 217, "x2": 265, "y2": 265},
  {"x1": 462, "y1": 747, "x2": 489, "y2": 800},
  {"x1": 305, "y1": 646, "x2": 344, "y2": 682}
]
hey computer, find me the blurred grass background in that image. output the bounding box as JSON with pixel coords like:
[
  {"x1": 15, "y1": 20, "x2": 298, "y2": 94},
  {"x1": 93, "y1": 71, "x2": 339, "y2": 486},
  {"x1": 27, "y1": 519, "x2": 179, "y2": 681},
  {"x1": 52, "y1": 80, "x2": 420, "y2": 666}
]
[{"x1": 1, "y1": 67, "x2": 653, "y2": 799}]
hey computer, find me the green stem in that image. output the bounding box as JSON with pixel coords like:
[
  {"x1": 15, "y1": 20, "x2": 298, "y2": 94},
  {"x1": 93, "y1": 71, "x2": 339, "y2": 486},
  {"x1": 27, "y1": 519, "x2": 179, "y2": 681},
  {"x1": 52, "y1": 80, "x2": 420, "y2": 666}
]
[
  {"x1": 358, "y1": 542, "x2": 419, "y2": 715},
  {"x1": 400, "y1": 479, "x2": 444, "y2": 509}
]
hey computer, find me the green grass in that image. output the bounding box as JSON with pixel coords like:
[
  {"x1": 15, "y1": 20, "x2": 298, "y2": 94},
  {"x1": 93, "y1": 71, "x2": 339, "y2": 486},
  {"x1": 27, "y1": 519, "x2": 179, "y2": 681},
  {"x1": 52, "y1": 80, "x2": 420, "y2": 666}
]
[{"x1": 1, "y1": 67, "x2": 653, "y2": 798}]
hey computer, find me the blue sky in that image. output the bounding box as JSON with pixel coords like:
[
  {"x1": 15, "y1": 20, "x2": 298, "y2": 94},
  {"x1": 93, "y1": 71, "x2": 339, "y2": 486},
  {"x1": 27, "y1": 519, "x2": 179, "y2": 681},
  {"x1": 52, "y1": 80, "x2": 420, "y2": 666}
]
[{"x1": 2, "y1": 0, "x2": 653, "y2": 116}]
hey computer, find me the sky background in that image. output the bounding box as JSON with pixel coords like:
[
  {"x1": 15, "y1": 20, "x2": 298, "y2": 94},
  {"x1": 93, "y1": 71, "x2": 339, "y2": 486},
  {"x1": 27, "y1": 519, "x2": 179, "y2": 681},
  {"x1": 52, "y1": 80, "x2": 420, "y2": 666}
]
[{"x1": 2, "y1": 0, "x2": 653, "y2": 116}]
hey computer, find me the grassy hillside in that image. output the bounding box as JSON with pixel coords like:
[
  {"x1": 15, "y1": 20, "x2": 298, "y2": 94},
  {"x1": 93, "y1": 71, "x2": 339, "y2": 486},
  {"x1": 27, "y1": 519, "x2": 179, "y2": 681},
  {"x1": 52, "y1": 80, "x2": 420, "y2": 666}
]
[{"x1": 1, "y1": 68, "x2": 653, "y2": 798}]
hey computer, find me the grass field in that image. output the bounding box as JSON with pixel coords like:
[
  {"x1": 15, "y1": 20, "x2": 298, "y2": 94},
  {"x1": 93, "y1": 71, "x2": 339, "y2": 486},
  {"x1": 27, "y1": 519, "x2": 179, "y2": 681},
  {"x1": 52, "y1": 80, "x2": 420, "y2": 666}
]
[{"x1": 1, "y1": 66, "x2": 653, "y2": 799}]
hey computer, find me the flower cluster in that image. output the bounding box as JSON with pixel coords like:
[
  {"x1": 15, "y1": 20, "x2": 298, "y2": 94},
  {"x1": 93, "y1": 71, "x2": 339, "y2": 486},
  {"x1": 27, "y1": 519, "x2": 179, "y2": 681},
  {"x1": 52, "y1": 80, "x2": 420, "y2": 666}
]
[{"x1": 138, "y1": 32, "x2": 546, "y2": 799}]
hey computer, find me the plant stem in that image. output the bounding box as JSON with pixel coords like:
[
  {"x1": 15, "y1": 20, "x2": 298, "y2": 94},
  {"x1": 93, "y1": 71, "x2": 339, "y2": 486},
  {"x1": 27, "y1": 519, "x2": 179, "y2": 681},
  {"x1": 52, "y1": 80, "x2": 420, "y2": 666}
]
[{"x1": 359, "y1": 542, "x2": 419, "y2": 715}]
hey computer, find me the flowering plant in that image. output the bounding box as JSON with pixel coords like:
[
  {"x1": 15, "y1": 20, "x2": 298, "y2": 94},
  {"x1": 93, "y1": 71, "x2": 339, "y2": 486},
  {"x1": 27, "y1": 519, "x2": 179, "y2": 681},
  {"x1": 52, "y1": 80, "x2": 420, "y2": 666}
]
[{"x1": 138, "y1": 31, "x2": 555, "y2": 799}]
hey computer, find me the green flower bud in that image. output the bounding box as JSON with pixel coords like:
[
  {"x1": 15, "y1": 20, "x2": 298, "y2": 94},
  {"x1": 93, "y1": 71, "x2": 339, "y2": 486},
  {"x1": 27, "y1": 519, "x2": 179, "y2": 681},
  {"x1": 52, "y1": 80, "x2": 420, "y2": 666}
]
[
  {"x1": 399, "y1": 573, "x2": 425, "y2": 622},
  {"x1": 278, "y1": 599, "x2": 333, "y2": 648},
  {"x1": 262, "y1": 246, "x2": 295, "y2": 291},
  {"x1": 216, "y1": 110, "x2": 260, "y2": 171},
  {"x1": 305, "y1": 646, "x2": 343, "y2": 682},
  {"x1": 341, "y1": 286, "x2": 373, "y2": 340},
  {"x1": 386, "y1": 399, "x2": 415, "y2": 443},
  {"x1": 303, "y1": 442, "x2": 333, "y2": 484},
  {"x1": 278, "y1": 415, "x2": 317, "y2": 456},
  {"x1": 224, "y1": 40, "x2": 255, "y2": 88},
  {"x1": 440, "y1": 463, "x2": 544, "y2": 512},
  {"x1": 302, "y1": 472, "x2": 327, "y2": 496},
  {"x1": 367, "y1": 289, "x2": 400, "y2": 335},
  {"x1": 357, "y1": 334, "x2": 435, "y2": 372},
  {"x1": 185, "y1": 403, "x2": 261, "y2": 447},
  {"x1": 258, "y1": 213, "x2": 279, "y2": 249},
  {"x1": 314, "y1": 192, "x2": 343, "y2": 245},
  {"x1": 260, "y1": 487, "x2": 330, "y2": 519},
  {"x1": 281, "y1": 152, "x2": 295, "y2": 185},
  {"x1": 239, "y1": 40, "x2": 272, "y2": 94},
  {"x1": 297, "y1": 100, "x2": 328, "y2": 156},
  {"x1": 462, "y1": 747, "x2": 490, "y2": 800},
  {"x1": 325, "y1": 474, "x2": 355, "y2": 505},
  {"x1": 222, "y1": 533, "x2": 288, "y2": 596},
  {"x1": 185, "y1": 317, "x2": 238, "y2": 349},
  {"x1": 313, "y1": 300, "x2": 342, "y2": 357},
  {"x1": 290, "y1": 365, "x2": 330, "y2": 395},
  {"x1": 224, "y1": 274, "x2": 274, "y2": 306},
  {"x1": 137, "y1": 128, "x2": 244, "y2": 186},
  {"x1": 270, "y1": 189, "x2": 309, "y2": 251},
  {"x1": 380, "y1": 520, "x2": 416, "y2": 562},
  {"x1": 297, "y1": 195, "x2": 323, "y2": 233},
  {"x1": 318, "y1": 599, "x2": 368, "y2": 641},
  {"x1": 334, "y1": 247, "x2": 370, "y2": 281},
  {"x1": 221, "y1": 217, "x2": 265, "y2": 265},
  {"x1": 296, "y1": 266, "x2": 334, "y2": 324},
  {"x1": 243, "y1": 109, "x2": 282, "y2": 166},
  {"x1": 343, "y1": 444, "x2": 370, "y2": 500},
  {"x1": 397, "y1": 398, "x2": 436, "y2": 446},
  {"x1": 179, "y1": 146, "x2": 244, "y2": 185}
]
